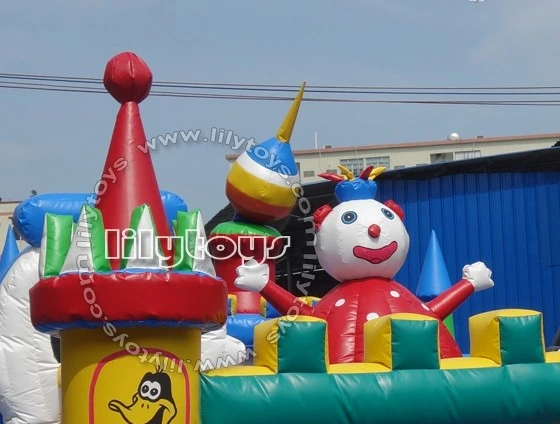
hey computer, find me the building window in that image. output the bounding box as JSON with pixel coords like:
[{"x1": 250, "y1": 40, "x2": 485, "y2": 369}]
[
  {"x1": 296, "y1": 162, "x2": 301, "y2": 174},
  {"x1": 339, "y1": 158, "x2": 364, "y2": 176},
  {"x1": 430, "y1": 152, "x2": 453, "y2": 163},
  {"x1": 393, "y1": 165, "x2": 405, "y2": 170},
  {"x1": 365, "y1": 156, "x2": 390, "y2": 168},
  {"x1": 325, "y1": 168, "x2": 337, "y2": 173},
  {"x1": 303, "y1": 170, "x2": 315, "y2": 178},
  {"x1": 455, "y1": 150, "x2": 481, "y2": 160}
]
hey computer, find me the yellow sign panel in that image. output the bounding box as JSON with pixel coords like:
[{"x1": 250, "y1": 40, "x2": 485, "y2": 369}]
[
  {"x1": 91, "y1": 349, "x2": 189, "y2": 423},
  {"x1": 60, "y1": 326, "x2": 200, "y2": 424}
]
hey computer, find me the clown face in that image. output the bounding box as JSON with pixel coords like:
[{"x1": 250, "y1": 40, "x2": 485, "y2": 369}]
[{"x1": 314, "y1": 199, "x2": 409, "y2": 281}]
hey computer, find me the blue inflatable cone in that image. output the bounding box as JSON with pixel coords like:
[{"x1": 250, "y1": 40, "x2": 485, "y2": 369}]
[
  {"x1": 416, "y1": 230, "x2": 455, "y2": 337},
  {"x1": 0, "y1": 225, "x2": 20, "y2": 284}
]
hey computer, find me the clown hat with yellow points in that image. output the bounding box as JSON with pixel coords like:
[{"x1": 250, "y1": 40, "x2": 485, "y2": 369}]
[{"x1": 319, "y1": 165, "x2": 386, "y2": 203}]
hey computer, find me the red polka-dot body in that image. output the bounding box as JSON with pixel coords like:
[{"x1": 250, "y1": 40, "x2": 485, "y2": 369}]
[{"x1": 312, "y1": 276, "x2": 462, "y2": 363}]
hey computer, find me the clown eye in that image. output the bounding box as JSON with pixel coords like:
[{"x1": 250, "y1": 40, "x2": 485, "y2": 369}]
[
  {"x1": 341, "y1": 211, "x2": 357, "y2": 224},
  {"x1": 381, "y1": 208, "x2": 394, "y2": 220}
]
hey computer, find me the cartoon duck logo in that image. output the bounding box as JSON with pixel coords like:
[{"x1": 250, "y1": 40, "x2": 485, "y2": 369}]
[{"x1": 108, "y1": 367, "x2": 177, "y2": 424}]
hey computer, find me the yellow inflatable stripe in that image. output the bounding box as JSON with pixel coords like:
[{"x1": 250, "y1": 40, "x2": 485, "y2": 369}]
[
  {"x1": 253, "y1": 319, "x2": 279, "y2": 373},
  {"x1": 328, "y1": 363, "x2": 391, "y2": 374},
  {"x1": 299, "y1": 296, "x2": 321, "y2": 306},
  {"x1": 440, "y1": 357, "x2": 498, "y2": 370},
  {"x1": 363, "y1": 315, "x2": 393, "y2": 368},
  {"x1": 280, "y1": 315, "x2": 323, "y2": 324},
  {"x1": 260, "y1": 297, "x2": 267, "y2": 317},
  {"x1": 389, "y1": 312, "x2": 438, "y2": 321},
  {"x1": 228, "y1": 294, "x2": 237, "y2": 316},
  {"x1": 545, "y1": 351, "x2": 560, "y2": 363},
  {"x1": 227, "y1": 162, "x2": 296, "y2": 208},
  {"x1": 203, "y1": 366, "x2": 275, "y2": 377}
]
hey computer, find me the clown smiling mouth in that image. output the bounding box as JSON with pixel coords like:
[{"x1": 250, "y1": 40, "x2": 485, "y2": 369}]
[{"x1": 353, "y1": 241, "x2": 398, "y2": 264}]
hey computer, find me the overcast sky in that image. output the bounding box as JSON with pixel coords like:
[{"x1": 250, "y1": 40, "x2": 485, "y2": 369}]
[{"x1": 1, "y1": 0, "x2": 559, "y2": 221}]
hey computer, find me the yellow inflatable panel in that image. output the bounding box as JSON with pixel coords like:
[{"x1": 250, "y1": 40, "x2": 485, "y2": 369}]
[
  {"x1": 328, "y1": 363, "x2": 391, "y2": 374},
  {"x1": 364, "y1": 313, "x2": 439, "y2": 369},
  {"x1": 253, "y1": 316, "x2": 329, "y2": 374},
  {"x1": 253, "y1": 318, "x2": 279, "y2": 373},
  {"x1": 440, "y1": 357, "x2": 499, "y2": 370},
  {"x1": 545, "y1": 351, "x2": 560, "y2": 363},
  {"x1": 228, "y1": 294, "x2": 238, "y2": 315},
  {"x1": 203, "y1": 366, "x2": 275, "y2": 377},
  {"x1": 298, "y1": 296, "x2": 321, "y2": 306},
  {"x1": 60, "y1": 326, "x2": 201, "y2": 424},
  {"x1": 469, "y1": 309, "x2": 544, "y2": 365}
]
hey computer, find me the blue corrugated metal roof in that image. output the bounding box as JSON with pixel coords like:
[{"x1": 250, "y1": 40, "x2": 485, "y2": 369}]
[{"x1": 379, "y1": 171, "x2": 560, "y2": 351}]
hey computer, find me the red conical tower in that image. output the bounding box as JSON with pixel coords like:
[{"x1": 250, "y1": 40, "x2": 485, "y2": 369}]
[
  {"x1": 98, "y1": 52, "x2": 172, "y2": 268},
  {"x1": 28, "y1": 51, "x2": 228, "y2": 423}
]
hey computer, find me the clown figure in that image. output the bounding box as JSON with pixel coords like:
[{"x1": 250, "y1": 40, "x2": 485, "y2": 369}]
[{"x1": 235, "y1": 165, "x2": 494, "y2": 363}]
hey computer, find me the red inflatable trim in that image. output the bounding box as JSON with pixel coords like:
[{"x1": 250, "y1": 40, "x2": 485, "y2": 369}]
[
  {"x1": 30, "y1": 272, "x2": 227, "y2": 328},
  {"x1": 225, "y1": 181, "x2": 293, "y2": 223}
]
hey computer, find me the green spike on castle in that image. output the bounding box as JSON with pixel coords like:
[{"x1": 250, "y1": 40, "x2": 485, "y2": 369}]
[{"x1": 40, "y1": 204, "x2": 212, "y2": 275}]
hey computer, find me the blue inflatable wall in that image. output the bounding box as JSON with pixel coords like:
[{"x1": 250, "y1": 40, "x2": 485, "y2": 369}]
[{"x1": 12, "y1": 191, "x2": 187, "y2": 247}]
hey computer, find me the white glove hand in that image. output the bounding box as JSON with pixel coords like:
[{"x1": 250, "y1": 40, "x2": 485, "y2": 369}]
[
  {"x1": 463, "y1": 261, "x2": 494, "y2": 292},
  {"x1": 234, "y1": 259, "x2": 270, "y2": 292}
]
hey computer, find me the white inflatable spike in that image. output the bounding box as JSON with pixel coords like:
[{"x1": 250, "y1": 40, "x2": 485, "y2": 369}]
[
  {"x1": 191, "y1": 210, "x2": 216, "y2": 277},
  {"x1": 122, "y1": 205, "x2": 167, "y2": 270},
  {"x1": 59, "y1": 205, "x2": 110, "y2": 274}
]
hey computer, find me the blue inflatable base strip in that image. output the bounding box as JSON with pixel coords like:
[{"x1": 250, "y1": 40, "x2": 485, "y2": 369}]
[
  {"x1": 226, "y1": 314, "x2": 267, "y2": 347},
  {"x1": 36, "y1": 319, "x2": 224, "y2": 335},
  {"x1": 226, "y1": 297, "x2": 319, "y2": 348},
  {"x1": 57, "y1": 269, "x2": 217, "y2": 277},
  {"x1": 264, "y1": 301, "x2": 281, "y2": 319}
]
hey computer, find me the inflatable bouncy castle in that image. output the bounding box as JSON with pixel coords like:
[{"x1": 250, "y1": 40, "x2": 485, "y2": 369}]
[
  {"x1": 0, "y1": 191, "x2": 197, "y2": 424},
  {"x1": 27, "y1": 52, "x2": 232, "y2": 424},
  {"x1": 1, "y1": 51, "x2": 560, "y2": 423},
  {"x1": 0, "y1": 53, "x2": 243, "y2": 424}
]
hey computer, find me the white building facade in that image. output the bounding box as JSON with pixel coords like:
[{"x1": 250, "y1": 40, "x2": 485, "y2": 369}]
[{"x1": 226, "y1": 132, "x2": 560, "y2": 184}]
